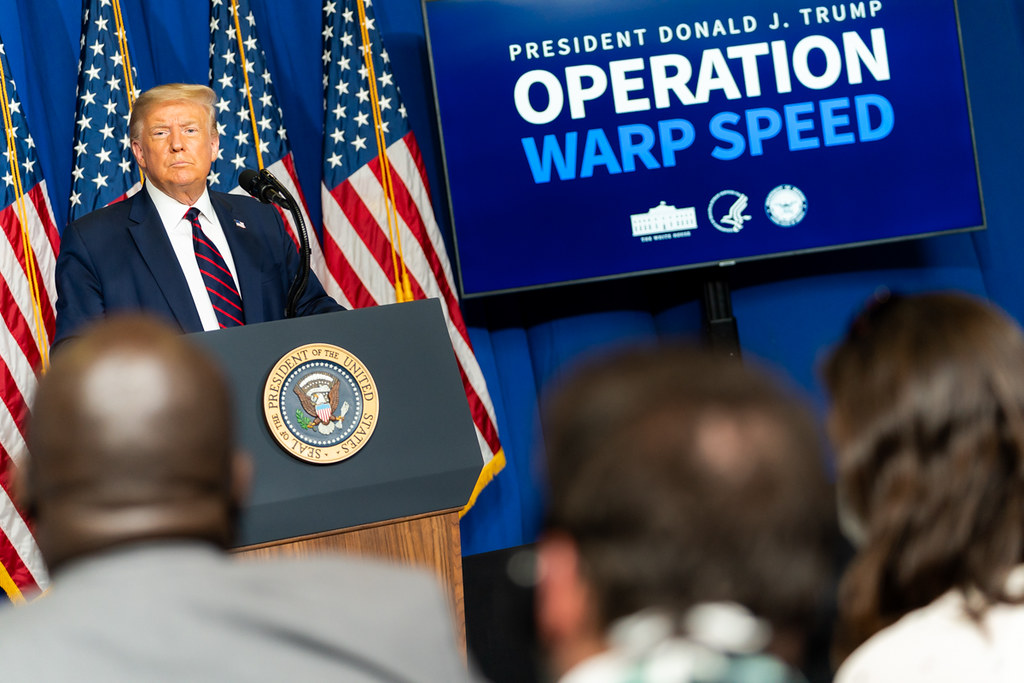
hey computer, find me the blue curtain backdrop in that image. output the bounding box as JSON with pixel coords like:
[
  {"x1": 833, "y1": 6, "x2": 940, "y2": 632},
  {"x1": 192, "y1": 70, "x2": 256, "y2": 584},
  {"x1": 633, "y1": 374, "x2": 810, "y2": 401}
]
[{"x1": 2, "y1": 0, "x2": 1023, "y2": 555}]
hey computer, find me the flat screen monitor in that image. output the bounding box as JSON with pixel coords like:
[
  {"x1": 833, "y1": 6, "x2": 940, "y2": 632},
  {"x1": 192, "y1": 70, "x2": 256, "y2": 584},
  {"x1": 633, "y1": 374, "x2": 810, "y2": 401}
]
[{"x1": 423, "y1": 0, "x2": 984, "y2": 297}]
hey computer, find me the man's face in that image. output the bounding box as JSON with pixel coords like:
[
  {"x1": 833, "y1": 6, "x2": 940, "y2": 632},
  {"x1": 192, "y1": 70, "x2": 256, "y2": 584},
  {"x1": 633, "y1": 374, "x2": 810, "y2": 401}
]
[{"x1": 131, "y1": 99, "x2": 218, "y2": 205}]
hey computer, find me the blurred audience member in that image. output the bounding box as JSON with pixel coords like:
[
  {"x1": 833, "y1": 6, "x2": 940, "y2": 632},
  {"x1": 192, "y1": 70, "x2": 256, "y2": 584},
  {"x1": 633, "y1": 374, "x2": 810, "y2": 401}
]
[
  {"x1": 537, "y1": 346, "x2": 836, "y2": 682},
  {"x1": 824, "y1": 291, "x2": 1024, "y2": 682},
  {"x1": 0, "y1": 316, "x2": 471, "y2": 682}
]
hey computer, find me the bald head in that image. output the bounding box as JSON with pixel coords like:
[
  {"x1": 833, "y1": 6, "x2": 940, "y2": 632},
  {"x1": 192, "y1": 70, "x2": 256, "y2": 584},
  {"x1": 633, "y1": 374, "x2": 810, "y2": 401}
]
[{"x1": 27, "y1": 316, "x2": 239, "y2": 573}]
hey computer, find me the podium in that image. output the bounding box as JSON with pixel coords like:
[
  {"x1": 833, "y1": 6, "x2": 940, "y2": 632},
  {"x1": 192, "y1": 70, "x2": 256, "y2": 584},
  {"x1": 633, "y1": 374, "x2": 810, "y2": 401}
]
[{"x1": 189, "y1": 300, "x2": 482, "y2": 645}]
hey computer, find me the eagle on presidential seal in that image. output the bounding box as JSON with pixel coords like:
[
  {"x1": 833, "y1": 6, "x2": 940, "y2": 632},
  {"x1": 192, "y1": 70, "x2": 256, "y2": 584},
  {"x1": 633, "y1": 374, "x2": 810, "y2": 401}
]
[{"x1": 293, "y1": 372, "x2": 351, "y2": 435}]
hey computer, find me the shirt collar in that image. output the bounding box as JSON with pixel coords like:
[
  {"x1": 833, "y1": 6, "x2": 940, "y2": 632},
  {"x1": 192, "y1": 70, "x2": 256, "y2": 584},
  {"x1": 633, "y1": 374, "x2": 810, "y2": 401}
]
[{"x1": 145, "y1": 181, "x2": 215, "y2": 231}]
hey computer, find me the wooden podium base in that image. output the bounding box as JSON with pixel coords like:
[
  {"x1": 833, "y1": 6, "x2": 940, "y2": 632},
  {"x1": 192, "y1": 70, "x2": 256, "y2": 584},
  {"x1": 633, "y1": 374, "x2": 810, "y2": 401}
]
[{"x1": 233, "y1": 507, "x2": 466, "y2": 651}]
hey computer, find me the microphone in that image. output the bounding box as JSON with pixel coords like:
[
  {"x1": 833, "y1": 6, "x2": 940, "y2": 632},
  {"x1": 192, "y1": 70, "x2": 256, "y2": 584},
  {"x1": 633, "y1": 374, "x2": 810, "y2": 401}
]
[
  {"x1": 239, "y1": 168, "x2": 291, "y2": 207},
  {"x1": 237, "y1": 167, "x2": 311, "y2": 319}
]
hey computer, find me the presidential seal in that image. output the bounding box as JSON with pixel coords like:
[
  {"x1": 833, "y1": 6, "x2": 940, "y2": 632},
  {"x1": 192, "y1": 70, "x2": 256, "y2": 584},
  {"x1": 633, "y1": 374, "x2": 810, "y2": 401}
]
[{"x1": 263, "y1": 343, "x2": 379, "y2": 464}]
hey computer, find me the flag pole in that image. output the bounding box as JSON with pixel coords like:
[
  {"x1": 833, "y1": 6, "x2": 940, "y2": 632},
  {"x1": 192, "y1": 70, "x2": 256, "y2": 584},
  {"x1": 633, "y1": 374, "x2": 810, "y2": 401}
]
[
  {"x1": 111, "y1": 0, "x2": 141, "y2": 187},
  {"x1": 355, "y1": 0, "x2": 412, "y2": 303},
  {"x1": 230, "y1": 0, "x2": 265, "y2": 171}
]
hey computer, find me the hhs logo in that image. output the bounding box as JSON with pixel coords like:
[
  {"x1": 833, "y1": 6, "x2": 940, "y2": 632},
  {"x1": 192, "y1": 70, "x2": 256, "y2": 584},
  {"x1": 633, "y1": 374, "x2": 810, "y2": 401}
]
[{"x1": 707, "y1": 190, "x2": 752, "y2": 234}]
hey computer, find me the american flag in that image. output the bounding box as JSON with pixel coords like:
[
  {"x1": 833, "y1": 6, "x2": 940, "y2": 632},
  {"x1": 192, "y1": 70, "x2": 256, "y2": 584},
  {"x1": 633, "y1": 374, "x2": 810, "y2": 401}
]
[
  {"x1": 208, "y1": 0, "x2": 342, "y2": 302},
  {"x1": 0, "y1": 40, "x2": 59, "y2": 600},
  {"x1": 321, "y1": 0, "x2": 504, "y2": 506},
  {"x1": 68, "y1": 0, "x2": 142, "y2": 222}
]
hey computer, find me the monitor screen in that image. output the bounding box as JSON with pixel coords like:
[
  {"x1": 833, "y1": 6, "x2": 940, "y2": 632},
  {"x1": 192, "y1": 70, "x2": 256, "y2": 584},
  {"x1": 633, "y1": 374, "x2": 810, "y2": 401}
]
[{"x1": 423, "y1": 0, "x2": 984, "y2": 297}]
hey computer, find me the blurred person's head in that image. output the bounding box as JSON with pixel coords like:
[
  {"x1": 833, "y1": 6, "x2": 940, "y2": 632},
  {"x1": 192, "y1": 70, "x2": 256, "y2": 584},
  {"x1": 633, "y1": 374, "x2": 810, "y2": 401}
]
[
  {"x1": 23, "y1": 315, "x2": 247, "y2": 574},
  {"x1": 537, "y1": 345, "x2": 835, "y2": 677},
  {"x1": 823, "y1": 291, "x2": 1024, "y2": 660}
]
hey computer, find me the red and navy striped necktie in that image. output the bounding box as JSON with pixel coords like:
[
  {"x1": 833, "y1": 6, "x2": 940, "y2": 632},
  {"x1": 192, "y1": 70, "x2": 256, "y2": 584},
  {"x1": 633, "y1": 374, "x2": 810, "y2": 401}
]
[{"x1": 185, "y1": 207, "x2": 244, "y2": 328}]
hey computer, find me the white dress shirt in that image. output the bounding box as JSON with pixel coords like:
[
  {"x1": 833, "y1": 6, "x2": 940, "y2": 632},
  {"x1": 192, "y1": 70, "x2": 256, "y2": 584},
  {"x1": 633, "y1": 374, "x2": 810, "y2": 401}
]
[{"x1": 145, "y1": 182, "x2": 242, "y2": 331}]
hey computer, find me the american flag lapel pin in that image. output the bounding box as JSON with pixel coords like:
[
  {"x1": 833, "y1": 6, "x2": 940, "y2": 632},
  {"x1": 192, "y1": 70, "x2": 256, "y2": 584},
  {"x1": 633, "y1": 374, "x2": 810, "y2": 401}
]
[{"x1": 234, "y1": 219, "x2": 246, "y2": 230}]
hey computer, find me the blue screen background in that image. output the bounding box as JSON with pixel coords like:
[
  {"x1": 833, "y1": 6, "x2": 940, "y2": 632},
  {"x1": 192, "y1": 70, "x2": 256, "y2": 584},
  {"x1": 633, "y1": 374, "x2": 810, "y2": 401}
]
[{"x1": 426, "y1": 0, "x2": 983, "y2": 295}]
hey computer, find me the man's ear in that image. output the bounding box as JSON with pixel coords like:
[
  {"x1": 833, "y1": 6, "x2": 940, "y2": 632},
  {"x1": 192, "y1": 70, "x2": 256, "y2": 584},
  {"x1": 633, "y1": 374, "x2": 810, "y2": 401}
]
[{"x1": 130, "y1": 139, "x2": 146, "y2": 169}]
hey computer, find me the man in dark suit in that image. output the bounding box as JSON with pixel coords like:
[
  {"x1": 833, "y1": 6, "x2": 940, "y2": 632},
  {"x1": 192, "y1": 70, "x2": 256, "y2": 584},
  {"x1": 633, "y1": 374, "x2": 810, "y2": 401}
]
[
  {"x1": 0, "y1": 315, "x2": 472, "y2": 682},
  {"x1": 54, "y1": 83, "x2": 341, "y2": 348}
]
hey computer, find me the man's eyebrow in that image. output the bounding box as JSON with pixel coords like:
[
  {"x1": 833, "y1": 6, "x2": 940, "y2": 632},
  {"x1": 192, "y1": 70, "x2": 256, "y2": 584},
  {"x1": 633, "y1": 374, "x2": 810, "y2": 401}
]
[{"x1": 148, "y1": 118, "x2": 201, "y2": 128}]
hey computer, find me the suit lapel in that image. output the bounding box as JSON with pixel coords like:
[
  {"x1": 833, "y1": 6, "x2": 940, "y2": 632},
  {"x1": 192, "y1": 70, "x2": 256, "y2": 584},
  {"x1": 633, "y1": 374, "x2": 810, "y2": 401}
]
[
  {"x1": 211, "y1": 192, "x2": 266, "y2": 323},
  {"x1": 127, "y1": 191, "x2": 204, "y2": 333}
]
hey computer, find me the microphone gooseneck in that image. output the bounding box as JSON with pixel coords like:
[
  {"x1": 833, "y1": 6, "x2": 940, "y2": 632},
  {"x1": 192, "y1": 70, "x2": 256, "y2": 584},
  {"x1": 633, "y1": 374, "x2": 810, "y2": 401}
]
[{"x1": 237, "y1": 168, "x2": 311, "y2": 319}]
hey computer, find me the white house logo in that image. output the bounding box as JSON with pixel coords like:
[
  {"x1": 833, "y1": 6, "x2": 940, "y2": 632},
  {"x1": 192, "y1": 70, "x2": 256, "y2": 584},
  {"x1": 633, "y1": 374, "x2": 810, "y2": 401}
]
[
  {"x1": 263, "y1": 343, "x2": 379, "y2": 464},
  {"x1": 707, "y1": 190, "x2": 751, "y2": 233},
  {"x1": 629, "y1": 201, "x2": 697, "y2": 242},
  {"x1": 765, "y1": 184, "x2": 808, "y2": 227}
]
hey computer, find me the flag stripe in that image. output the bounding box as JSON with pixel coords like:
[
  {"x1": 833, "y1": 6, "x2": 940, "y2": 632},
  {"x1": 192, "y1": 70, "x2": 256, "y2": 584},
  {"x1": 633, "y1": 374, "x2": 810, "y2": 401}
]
[
  {"x1": 332, "y1": 184, "x2": 504, "y2": 453},
  {"x1": 389, "y1": 136, "x2": 457, "y2": 294},
  {"x1": 334, "y1": 165, "x2": 406, "y2": 281},
  {"x1": 329, "y1": 179, "x2": 402, "y2": 299},
  {"x1": 320, "y1": 188, "x2": 374, "y2": 309},
  {"x1": 0, "y1": 33, "x2": 60, "y2": 597},
  {"x1": 0, "y1": 532, "x2": 37, "y2": 597},
  {"x1": 368, "y1": 140, "x2": 469, "y2": 344},
  {"x1": 319, "y1": 0, "x2": 504, "y2": 510},
  {"x1": 0, "y1": 383, "x2": 28, "y2": 474},
  {"x1": 271, "y1": 155, "x2": 345, "y2": 303},
  {"x1": 354, "y1": 143, "x2": 501, "y2": 445},
  {"x1": 0, "y1": 480, "x2": 43, "y2": 592},
  {"x1": 319, "y1": 233, "x2": 359, "y2": 309},
  {"x1": 319, "y1": 201, "x2": 372, "y2": 308},
  {"x1": 0, "y1": 278, "x2": 42, "y2": 400},
  {"x1": 0, "y1": 207, "x2": 54, "y2": 348},
  {"x1": 28, "y1": 183, "x2": 60, "y2": 286},
  {"x1": 325, "y1": 173, "x2": 503, "y2": 456},
  {"x1": 0, "y1": 393, "x2": 45, "y2": 592},
  {"x1": 328, "y1": 165, "x2": 505, "y2": 455}
]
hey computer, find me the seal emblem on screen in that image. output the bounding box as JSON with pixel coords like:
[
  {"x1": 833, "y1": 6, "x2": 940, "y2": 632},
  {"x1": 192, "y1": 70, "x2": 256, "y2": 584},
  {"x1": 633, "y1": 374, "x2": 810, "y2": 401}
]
[
  {"x1": 765, "y1": 184, "x2": 808, "y2": 227},
  {"x1": 708, "y1": 190, "x2": 751, "y2": 233},
  {"x1": 263, "y1": 343, "x2": 379, "y2": 464}
]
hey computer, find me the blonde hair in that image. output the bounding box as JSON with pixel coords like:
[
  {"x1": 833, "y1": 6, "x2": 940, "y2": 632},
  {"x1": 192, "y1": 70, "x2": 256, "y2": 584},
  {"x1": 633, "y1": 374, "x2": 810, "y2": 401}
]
[{"x1": 129, "y1": 83, "x2": 217, "y2": 140}]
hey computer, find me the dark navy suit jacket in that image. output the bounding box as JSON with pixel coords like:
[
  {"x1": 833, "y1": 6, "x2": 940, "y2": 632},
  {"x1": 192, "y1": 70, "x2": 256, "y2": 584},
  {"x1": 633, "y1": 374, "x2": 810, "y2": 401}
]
[{"x1": 54, "y1": 188, "x2": 343, "y2": 347}]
